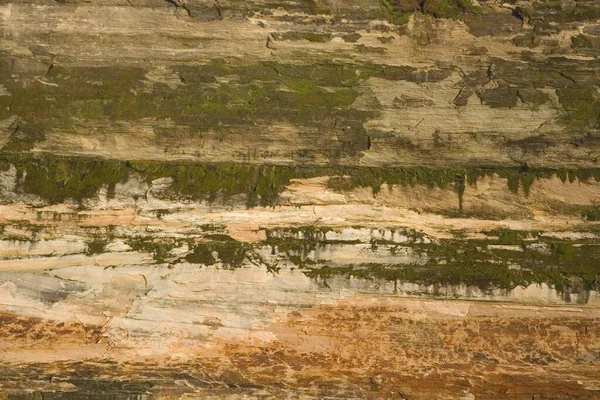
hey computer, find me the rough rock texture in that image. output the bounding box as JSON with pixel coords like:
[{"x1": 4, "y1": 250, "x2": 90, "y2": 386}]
[
  {"x1": 0, "y1": 0, "x2": 600, "y2": 398},
  {"x1": 2, "y1": 0, "x2": 600, "y2": 167}
]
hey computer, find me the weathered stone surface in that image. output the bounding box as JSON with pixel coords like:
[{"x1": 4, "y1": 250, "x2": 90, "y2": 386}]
[
  {"x1": 0, "y1": 0, "x2": 599, "y2": 398},
  {"x1": 0, "y1": 0, "x2": 599, "y2": 167}
]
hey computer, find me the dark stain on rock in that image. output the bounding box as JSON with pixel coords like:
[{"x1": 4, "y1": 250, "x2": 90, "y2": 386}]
[
  {"x1": 503, "y1": 135, "x2": 557, "y2": 159},
  {"x1": 393, "y1": 94, "x2": 434, "y2": 108},
  {"x1": 453, "y1": 88, "x2": 473, "y2": 106},
  {"x1": 354, "y1": 44, "x2": 386, "y2": 54},
  {"x1": 517, "y1": 87, "x2": 549, "y2": 106},
  {"x1": 342, "y1": 33, "x2": 362, "y2": 42},
  {"x1": 463, "y1": 8, "x2": 523, "y2": 37},
  {"x1": 516, "y1": 0, "x2": 600, "y2": 34},
  {"x1": 571, "y1": 33, "x2": 600, "y2": 51},
  {"x1": 477, "y1": 83, "x2": 519, "y2": 108},
  {"x1": 512, "y1": 32, "x2": 540, "y2": 48},
  {"x1": 382, "y1": 0, "x2": 479, "y2": 25},
  {"x1": 457, "y1": 70, "x2": 489, "y2": 87},
  {"x1": 272, "y1": 31, "x2": 332, "y2": 42},
  {"x1": 583, "y1": 24, "x2": 600, "y2": 36},
  {"x1": 465, "y1": 46, "x2": 488, "y2": 55}
]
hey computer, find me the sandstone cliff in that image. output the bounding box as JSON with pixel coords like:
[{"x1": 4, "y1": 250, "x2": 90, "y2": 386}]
[{"x1": 0, "y1": 0, "x2": 600, "y2": 398}]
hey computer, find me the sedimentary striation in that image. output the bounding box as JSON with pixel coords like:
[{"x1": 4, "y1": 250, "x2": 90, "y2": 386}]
[{"x1": 0, "y1": 0, "x2": 600, "y2": 398}]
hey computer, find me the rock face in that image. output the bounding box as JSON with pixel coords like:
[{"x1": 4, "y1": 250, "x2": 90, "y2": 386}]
[{"x1": 0, "y1": 0, "x2": 600, "y2": 398}]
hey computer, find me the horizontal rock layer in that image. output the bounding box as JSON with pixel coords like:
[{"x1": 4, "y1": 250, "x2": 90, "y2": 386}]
[{"x1": 1, "y1": 0, "x2": 599, "y2": 166}]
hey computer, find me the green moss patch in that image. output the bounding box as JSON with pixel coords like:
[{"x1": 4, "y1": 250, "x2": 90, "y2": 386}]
[
  {"x1": 582, "y1": 205, "x2": 600, "y2": 221},
  {"x1": 126, "y1": 237, "x2": 181, "y2": 263},
  {"x1": 3, "y1": 154, "x2": 600, "y2": 206},
  {"x1": 556, "y1": 87, "x2": 600, "y2": 130},
  {"x1": 381, "y1": 0, "x2": 478, "y2": 25},
  {"x1": 11, "y1": 156, "x2": 129, "y2": 203},
  {"x1": 291, "y1": 229, "x2": 600, "y2": 293},
  {"x1": 421, "y1": 0, "x2": 477, "y2": 19},
  {"x1": 85, "y1": 239, "x2": 109, "y2": 255},
  {"x1": 185, "y1": 235, "x2": 250, "y2": 268},
  {"x1": 571, "y1": 34, "x2": 600, "y2": 49}
]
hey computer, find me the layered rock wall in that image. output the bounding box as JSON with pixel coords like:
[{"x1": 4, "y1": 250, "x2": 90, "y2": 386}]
[{"x1": 1, "y1": 1, "x2": 600, "y2": 398}]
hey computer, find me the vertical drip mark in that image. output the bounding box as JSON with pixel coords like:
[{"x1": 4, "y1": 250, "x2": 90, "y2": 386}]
[{"x1": 454, "y1": 173, "x2": 466, "y2": 213}]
